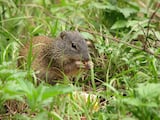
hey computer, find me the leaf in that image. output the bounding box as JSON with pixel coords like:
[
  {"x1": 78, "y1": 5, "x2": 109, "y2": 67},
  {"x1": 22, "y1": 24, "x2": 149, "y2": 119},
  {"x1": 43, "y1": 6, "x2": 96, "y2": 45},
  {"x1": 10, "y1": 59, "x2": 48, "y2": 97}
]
[
  {"x1": 42, "y1": 84, "x2": 77, "y2": 100},
  {"x1": 16, "y1": 80, "x2": 77, "y2": 110},
  {"x1": 7, "y1": 71, "x2": 27, "y2": 80},
  {"x1": 105, "y1": 3, "x2": 117, "y2": 11},
  {"x1": 33, "y1": 111, "x2": 49, "y2": 120},
  {"x1": 136, "y1": 83, "x2": 160, "y2": 99},
  {"x1": 126, "y1": 20, "x2": 139, "y2": 28},
  {"x1": 0, "y1": 61, "x2": 12, "y2": 69},
  {"x1": 155, "y1": 31, "x2": 160, "y2": 40},
  {"x1": 111, "y1": 20, "x2": 127, "y2": 29},
  {"x1": 2, "y1": 81, "x2": 24, "y2": 102},
  {"x1": 0, "y1": 69, "x2": 17, "y2": 80},
  {"x1": 119, "y1": 7, "x2": 138, "y2": 18},
  {"x1": 123, "y1": 98, "x2": 158, "y2": 107},
  {"x1": 81, "y1": 32, "x2": 94, "y2": 40},
  {"x1": 91, "y1": 2, "x2": 108, "y2": 9},
  {"x1": 50, "y1": 111, "x2": 63, "y2": 120}
]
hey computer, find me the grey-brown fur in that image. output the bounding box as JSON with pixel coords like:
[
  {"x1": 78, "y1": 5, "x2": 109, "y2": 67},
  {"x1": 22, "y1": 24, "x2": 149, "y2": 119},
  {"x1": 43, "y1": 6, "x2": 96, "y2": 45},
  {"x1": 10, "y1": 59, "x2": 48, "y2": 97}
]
[{"x1": 18, "y1": 31, "x2": 90, "y2": 84}]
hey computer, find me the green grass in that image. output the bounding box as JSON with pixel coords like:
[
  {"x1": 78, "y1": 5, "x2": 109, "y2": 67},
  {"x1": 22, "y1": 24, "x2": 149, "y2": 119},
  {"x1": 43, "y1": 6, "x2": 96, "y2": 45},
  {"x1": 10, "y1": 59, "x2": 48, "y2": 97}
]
[{"x1": 0, "y1": 0, "x2": 160, "y2": 119}]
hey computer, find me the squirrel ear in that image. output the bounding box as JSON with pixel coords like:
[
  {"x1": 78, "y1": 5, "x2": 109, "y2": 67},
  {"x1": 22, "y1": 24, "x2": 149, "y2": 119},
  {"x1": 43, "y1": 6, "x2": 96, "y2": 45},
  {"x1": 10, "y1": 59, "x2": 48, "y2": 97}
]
[{"x1": 60, "y1": 31, "x2": 67, "y2": 39}]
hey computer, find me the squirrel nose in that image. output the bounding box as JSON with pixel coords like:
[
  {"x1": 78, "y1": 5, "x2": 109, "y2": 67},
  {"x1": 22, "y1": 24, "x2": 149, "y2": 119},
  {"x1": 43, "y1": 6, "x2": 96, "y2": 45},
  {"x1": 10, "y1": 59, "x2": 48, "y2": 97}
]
[{"x1": 82, "y1": 55, "x2": 89, "y2": 62}]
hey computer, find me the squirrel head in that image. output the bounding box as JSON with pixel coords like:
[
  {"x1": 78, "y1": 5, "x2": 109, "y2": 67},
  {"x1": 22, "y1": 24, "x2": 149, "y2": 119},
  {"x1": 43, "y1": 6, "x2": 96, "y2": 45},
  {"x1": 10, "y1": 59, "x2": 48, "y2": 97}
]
[{"x1": 56, "y1": 31, "x2": 90, "y2": 62}]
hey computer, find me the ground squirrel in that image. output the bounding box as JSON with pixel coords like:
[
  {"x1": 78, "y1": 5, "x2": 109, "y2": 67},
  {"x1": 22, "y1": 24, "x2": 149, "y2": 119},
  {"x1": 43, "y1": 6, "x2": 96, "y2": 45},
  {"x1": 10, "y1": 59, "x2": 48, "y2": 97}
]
[{"x1": 19, "y1": 31, "x2": 92, "y2": 84}]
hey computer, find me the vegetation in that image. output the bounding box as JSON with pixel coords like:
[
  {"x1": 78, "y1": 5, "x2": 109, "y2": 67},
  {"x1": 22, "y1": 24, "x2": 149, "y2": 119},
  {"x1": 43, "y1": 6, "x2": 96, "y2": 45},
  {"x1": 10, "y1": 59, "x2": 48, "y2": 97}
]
[{"x1": 0, "y1": 0, "x2": 160, "y2": 119}]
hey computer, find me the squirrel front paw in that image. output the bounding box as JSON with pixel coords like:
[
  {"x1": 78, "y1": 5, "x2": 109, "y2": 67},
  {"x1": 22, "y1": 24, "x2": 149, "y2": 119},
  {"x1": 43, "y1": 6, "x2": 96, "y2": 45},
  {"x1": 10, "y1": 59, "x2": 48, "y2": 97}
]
[{"x1": 75, "y1": 61, "x2": 93, "y2": 70}]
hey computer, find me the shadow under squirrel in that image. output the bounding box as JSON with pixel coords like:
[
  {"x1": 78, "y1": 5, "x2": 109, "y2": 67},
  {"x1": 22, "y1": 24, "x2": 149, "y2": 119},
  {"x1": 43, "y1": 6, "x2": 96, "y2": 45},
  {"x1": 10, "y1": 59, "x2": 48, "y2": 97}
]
[{"x1": 19, "y1": 31, "x2": 92, "y2": 84}]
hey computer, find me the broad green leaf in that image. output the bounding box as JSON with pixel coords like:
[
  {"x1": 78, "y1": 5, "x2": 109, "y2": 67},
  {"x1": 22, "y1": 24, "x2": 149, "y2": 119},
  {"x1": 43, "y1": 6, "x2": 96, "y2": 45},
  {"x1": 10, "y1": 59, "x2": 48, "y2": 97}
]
[
  {"x1": 81, "y1": 32, "x2": 94, "y2": 40},
  {"x1": 119, "y1": 7, "x2": 138, "y2": 18},
  {"x1": 111, "y1": 20, "x2": 127, "y2": 29},
  {"x1": 91, "y1": 2, "x2": 108, "y2": 9},
  {"x1": 2, "y1": 81, "x2": 24, "y2": 101},
  {"x1": 136, "y1": 83, "x2": 160, "y2": 99},
  {"x1": 42, "y1": 84, "x2": 77, "y2": 100},
  {"x1": 126, "y1": 20, "x2": 139, "y2": 28},
  {"x1": 123, "y1": 98, "x2": 158, "y2": 107}
]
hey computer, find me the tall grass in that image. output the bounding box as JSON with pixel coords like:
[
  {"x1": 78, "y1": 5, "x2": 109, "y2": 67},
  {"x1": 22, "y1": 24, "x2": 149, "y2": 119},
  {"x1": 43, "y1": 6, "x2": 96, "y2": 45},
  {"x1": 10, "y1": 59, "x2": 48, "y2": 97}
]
[{"x1": 0, "y1": 0, "x2": 160, "y2": 119}]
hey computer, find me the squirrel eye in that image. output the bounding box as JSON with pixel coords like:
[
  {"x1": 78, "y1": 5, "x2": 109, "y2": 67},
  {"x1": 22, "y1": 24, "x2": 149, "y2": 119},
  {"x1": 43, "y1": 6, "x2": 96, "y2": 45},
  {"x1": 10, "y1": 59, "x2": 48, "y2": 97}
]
[{"x1": 72, "y1": 42, "x2": 77, "y2": 50}]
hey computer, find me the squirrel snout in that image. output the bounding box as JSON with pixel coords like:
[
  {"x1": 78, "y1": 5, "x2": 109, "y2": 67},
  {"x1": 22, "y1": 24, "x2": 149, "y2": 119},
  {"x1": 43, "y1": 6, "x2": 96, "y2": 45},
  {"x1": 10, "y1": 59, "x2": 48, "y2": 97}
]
[
  {"x1": 82, "y1": 54, "x2": 90, "y2": 62},
  {"x1": 81, "y1": 55, "x2": 91, "y2": 70},
  {"x1": 83, "y1": 58, "x2": 89, "y2": 62}
]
